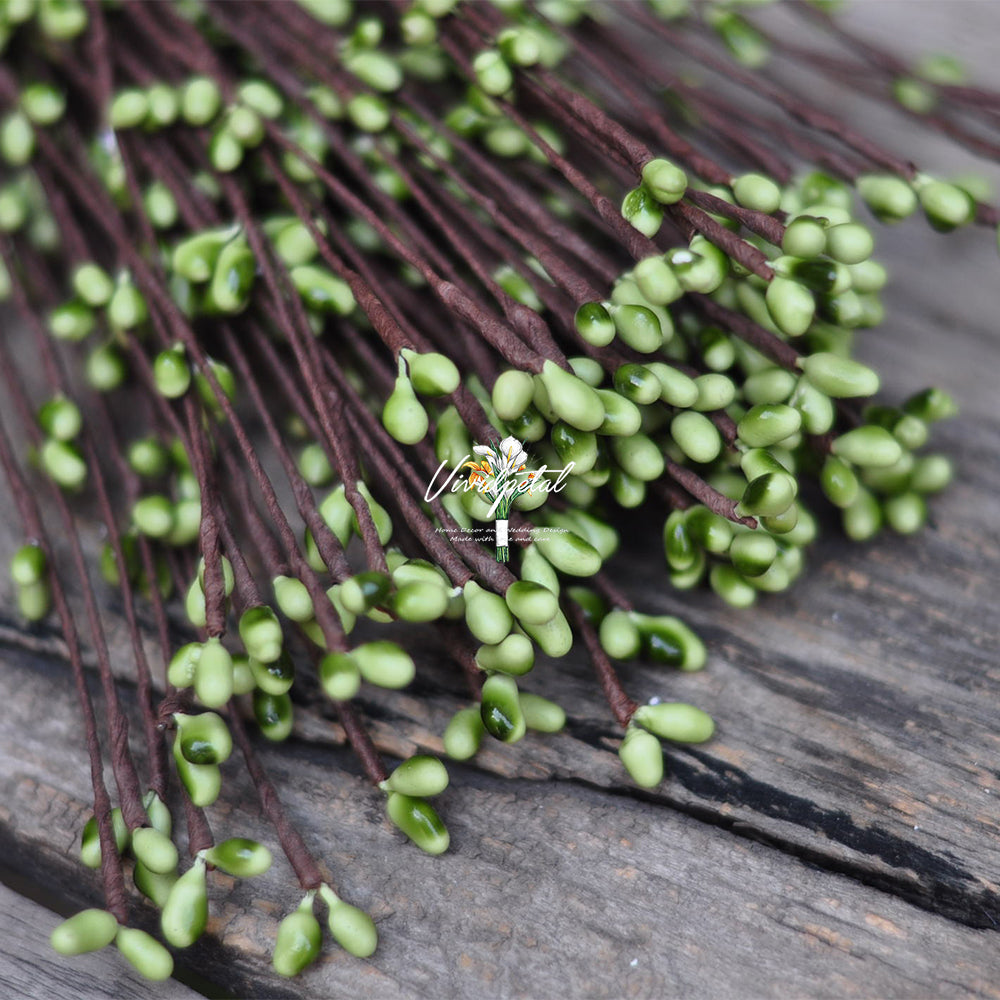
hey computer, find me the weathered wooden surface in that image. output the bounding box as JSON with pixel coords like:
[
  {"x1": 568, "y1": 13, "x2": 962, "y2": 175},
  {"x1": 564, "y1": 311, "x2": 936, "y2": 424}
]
[
  {"x1": 2, "y1": 3, "x2": 999, "y2": 998},
  {"x1": 0, "y1": 882, "x2": 200, "y2": 1000}
]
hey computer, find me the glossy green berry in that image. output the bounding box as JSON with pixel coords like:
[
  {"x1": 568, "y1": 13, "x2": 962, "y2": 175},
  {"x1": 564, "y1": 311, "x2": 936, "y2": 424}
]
[
  {"x1": 766, "y1": 276, "x2": 814, "y2": 337},
  {"x1": 685, "y1": 506, "x2": 733, "y2": 553},
  {"x1": 884, "y1": 492, "x2": 927, "y2": 534},
  {"x1": 319, "y1": 651, "x2": 361, "y2": 702},
  {"x1": 131, "y1": 826, "x2": 178, "y2": 876},
  {"x1": 737, "y1": 404, "x2": 801, "y2": 449},
  {"x1": 732, "y1": 172, "x2": 781, "y2": 213},
  {"x1": 172, "y1": 738, "x2": 221, "y2": 807},
  {"x1": 480, "y1": 674, "x2": 526, "y2": 743},
  {"x1": 382, "y1": 374, "x2": 428, "y2": 445},
  {"x1": 386, "y1": 792, "x2": 450, "y2": 854},
  {"x1": 782, "y1": 217, "x2": 826, "y2": 258},
  {"x1": 384, "y1": 755, "x2": 449, "y2": 798},
  {"x1": 692, "y1": 373, "x2": 735, "y2": 412},
  {"x1": 352, "y1": 641, "x2": 415, "y2": 689},
  {"x1": 391, "y1": 580, "x2": 450, "y2": 623},
  {"x1": 273, "y1": 897, "x2": 322, "y2": 978},
  {"x1": 51, "y1": 909, "x2": 118, "y2": 957},
  {"x1": 634, "y1": 615, "x2": 707, "y2": 671},
  {"x1": 79, "y1": 808, "x2": 129, "y2": 869},
  {"x1": 856, "y1": 174, "x2": 917, "y2": 223},
  {"x1": 504, "y1": 579, "x2": 559, "y2": 626},
  {"x1": 621, "y1": 186, "x2": 663, "y2": 238},
  {"x1": 492, "y1": 369, "x2": 536, "y2": 420},
  {"x1": 671, "y1": 411, "x2": 722, "y2": 464},
  {"x1": 641, "y1": 158, "x2": 687, "y2": 204},
  {"x1": 203, "y1": 838, "x2": 272, "y2": 878},
  {"x1": 443, "y1": 706, "x2": 485, "y2": 761},
  {"x1": 403, "y1": 349, "x2": 460, "y2": 396},
  {"x1": 253, "y1": 689, "x2": 294, "y2": 742},
  {"x1": 463, "y1": 579, "x2": 513, "y2": 644},
  {"x1": 473, "y1": 48, "x2": 513, "y2": 95},
  {"x1": 574, "y1": 301, "x2": 616, "y2": 347},
  {"x1": 729, "y1": 531, "x2": 778, "y2": 577},
  {"x1": 671, "y1": 237, "x2": 728, "y2": 294},
  {"x1": 21, "y1": 82, "x2": 66, "y2": 125},
  {"x1": 10, "y1": 543, "x2": 46, "y2": 586},
  {"x1": 824, "y1": 223, "x2": 874, "y2": 265},
  {"x1": 709, "y1": 564, "x2": 757, "y2": 608},
  {"x1": 175, "y1": 711, "x2": 232, "y2": 765},
  {"x1": 161, "y1": 859, "x2": 207, "y2": 948},
  {"x1": 181, "y1": 76, "x2": 221, "y2": 125},
  {"x1": 0, "y1": 111, "x2": 34, "y2": 165},
  {"x1": 532, "y1": 526, "x2": 601, "y2": 576},
  {"x1": 153, "y1": 345, "x2": 191, "y2": 398},
  {"x1": 903, "y1": 387, "x2": 958, "y2": 423},
  {"x1": 107, "y1": 277, "x2": 147, "y2": 331},
  {"x1": 738, "y1": 472, "x2": 796, "y2": 518},
  {"x1": 207, "y1": 237, "x2": 254, "y2": 313},
  {"x1": 820, "y1": 455, "x2": 860, "y2": 508},
  {"x1": 273, "y1": 575, "x2": 314, "y2": 622},
  {"x1": 842, "y1": 487, "x2": 883, "y2": 541},
  {"x1": 115, "y1": 927, "x2": 173, "y2": 981},
  {"x1": 518, "y1": 692, "x2": 565, "y2": 733},
  {"x1": 40, "y1": 438, "x2": 87, "y2": 490},
  {"x1": 831, "y1": 426, "x2": 904, "y2": 468},
  {"x1": 319, "y1": 885, "x2": 378, "y2": 958},
  {"x1": 239, "y1": 605, "x2": 284, "y2": 664},
  {"x1": 634, "y1": 702, "x2": 715, "y2": 743},
  {"x1": 132, "y1": 861, "x2": 177, "y2": 909},
  {"x1": 910, "y1": 454, "x2": 953, "y2": 494},
  {"x1": 618, "y1": 727, "x2": 663, "y2": 788},
  {"x1": 194, "y1": 638, "x2": 234, "y2": 709},
  {"x1": 599, "y1": 609, "x2": 641, "y2": 659},
  {"x1": 647, "y1": 362, "x2": 698, "y2": 408},
  {"x1": 539, "y1": 360, "x2": 605, "y2": 432},
  {"x1": 71, "y1": 262, "x2": 113, "y2": 307},
  {"x1": 917, "y1": 180, "x2": 973, "y2": 231}
]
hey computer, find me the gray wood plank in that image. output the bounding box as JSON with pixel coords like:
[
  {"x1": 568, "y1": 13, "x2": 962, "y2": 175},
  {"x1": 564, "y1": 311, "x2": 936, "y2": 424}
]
[
  {"x1": 3, "y1": 646, "x2": 1000, "y2": 1000},
  {"x1": 0, "y1": 882, "x2": 200, "y2": 1000},
  {"x1": 1, "y1": 2, "x2": 999, "y2": 997}
]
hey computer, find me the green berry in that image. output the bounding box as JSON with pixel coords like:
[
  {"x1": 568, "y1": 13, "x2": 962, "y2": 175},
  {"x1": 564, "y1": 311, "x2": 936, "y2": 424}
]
[
  {"x1": 917, "y1": 180, "x2": 974, "y2": 231},
  {"x1": 352, "y1": 641, "x2": 415, "y2": 689},
  {"x1": 732, "y1": 172, "x2": 781, "y2": 213},
  {"x1": 386, "y1": 792, "x2": 450, "y2": 854},
  {"x1": 618, "y1": 727, "x2": 663, "y2": 788},
  {"x1": 131, "y1": 827, "x2": 178, "y2": 876},
  {"x1": 160, "y1": 859, "x2": 207, "y2": 948},
  {"x1": 202, "y1": 838, "x2": 273, "y2": 878},
  {"x1": 50, "y1": 910, "x2": 117, "y2": 956},
  {"x1": 273, "y1": 897, "x2": 322, "y2": 978},
  {"x1": 634, "y1": 702, "x2": 715, "y2": 743},
  {"x1": 831, "y1": 426, "x2": 904, "y2": 468},
  {"x1": 621, "y1": 186, "x2": 663, "y2": 238},
  {"x1": 480, "y1": 674, "x2": 526, "y2": 743},
  {"x1": 641, "y1": 158, "x2": 687, "y2": 204},
  {"x1": 766, "y1": 276, "x2": 814, "y2": 336},
  {"x1": 670, "y1": 411, "x2": 722, "y2": 464},
  {"x1": 856, "y1": 174, "x2": 917, "y2": 223},
  {"x1": 443, "y1": 706, "x2": 486, "y2": 761},
  {"x1": 385, "y1": 755, "x2": 449, "y2": 797},
  {"x1": 320, "y1": 886, "x2": 378, "y2": 959},
  {"x1": 175, "y1": 711, "x2": 232, "y2": 765},
  {"x1": 253, "y1": 689, "x2": 294, "y2": 742}
]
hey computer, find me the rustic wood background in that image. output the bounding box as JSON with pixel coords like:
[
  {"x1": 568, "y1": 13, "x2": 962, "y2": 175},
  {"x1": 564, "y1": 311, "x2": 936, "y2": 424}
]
[{"x1": 1, "y1": 3, "x2": 998, "y2": 998}]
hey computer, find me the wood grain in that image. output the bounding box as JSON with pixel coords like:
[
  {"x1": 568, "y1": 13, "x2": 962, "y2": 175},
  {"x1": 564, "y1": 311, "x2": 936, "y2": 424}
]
[
  {"x1": 0, "y1": 882, "x2": 199, "y2": 1000},
  {"x1": 1, "y1": 2, "x2": 999, "y2": 997}
]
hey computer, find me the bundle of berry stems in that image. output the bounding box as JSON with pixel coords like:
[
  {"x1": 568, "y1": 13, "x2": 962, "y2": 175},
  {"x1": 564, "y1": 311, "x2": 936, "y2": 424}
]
[{"x1": 0, "y1": 0, "x2": 995, "y2": 980}]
